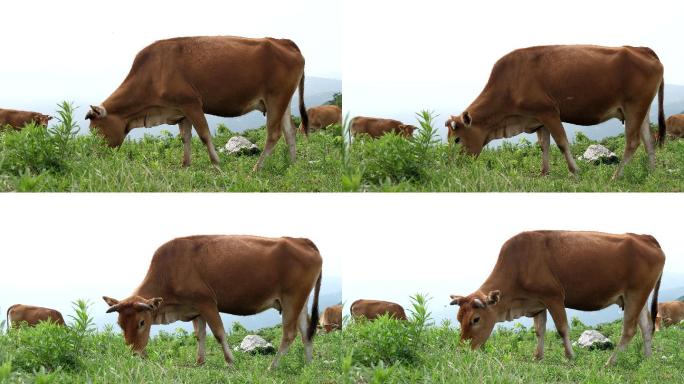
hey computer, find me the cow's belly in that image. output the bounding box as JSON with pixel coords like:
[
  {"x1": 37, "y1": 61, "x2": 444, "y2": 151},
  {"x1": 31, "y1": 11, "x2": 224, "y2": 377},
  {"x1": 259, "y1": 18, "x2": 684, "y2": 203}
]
[
  {"x1": 204, "y1": 97, "x2": 267, "y2": 118},
  {"x1": 560, "y1": 104, "x2": 625, "y2": 126},
  {"x1": 127, "y1": 107, "x2": 185, "y2": 129},
  {"x1": 565, "y1": 293, "x2": 624, "y2": 311}
]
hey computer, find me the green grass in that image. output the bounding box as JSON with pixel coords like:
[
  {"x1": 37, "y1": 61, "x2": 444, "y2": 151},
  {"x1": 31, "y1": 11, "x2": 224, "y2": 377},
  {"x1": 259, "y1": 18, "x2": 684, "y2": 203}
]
[
  {"x1": 341, "y1": 297, "x2": 684, "y2": 383},
  {"x1": 1, "y1": 104, "x2": 682, "y2": 191},
  {"x1": 0, "y1": 307, "x2": 342, "y2": 383}
]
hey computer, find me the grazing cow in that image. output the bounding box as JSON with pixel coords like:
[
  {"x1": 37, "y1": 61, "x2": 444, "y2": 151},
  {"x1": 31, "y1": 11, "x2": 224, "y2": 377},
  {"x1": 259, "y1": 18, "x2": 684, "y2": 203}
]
[
  {"x1": 103, "y1": 235, "x2": 322, "y2": 370},
  {"x1": 666, "y1": 114, "x2": 684, "y2": 138},
  {"x1": 449, "y1": 230, "x2": 664, "y2": 366},
  {"x1": 350, "y1": 299, "x2": 407, "y2": 321},
  {"x1": 299, "y1": 105, "x2": 342, "y2": 133},
  {"x1": 446, "y1": 45, "x2": 665, "y2": 178},
  {"x1": 319, "y1": 304, "x2": 343, "y2": 332},
  {"x1": 351, "y1": 116, "x2": 416, "y2": 138},
  {"x1": 655, "y1": 301, "x2": 684, "y2": 330},
  {"x1": 6, "y1": 304, "x2": 65, "y2": 329},
  {"x1": 86, "y1": 36, "x2": 308, "y2": 171},
  {"x1": 0, "y1": 108, "x2": 52, "y2": 130}
]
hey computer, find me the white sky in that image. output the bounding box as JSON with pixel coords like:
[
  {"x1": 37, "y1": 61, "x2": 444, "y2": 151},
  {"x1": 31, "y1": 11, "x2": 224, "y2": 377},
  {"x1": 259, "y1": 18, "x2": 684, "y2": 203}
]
[
  {"x1": 343, "y1": 0, "x2": 684, "y2": 130},
  {"x1": 0, "y1": 0, "x2": 341, "y2": 107}
]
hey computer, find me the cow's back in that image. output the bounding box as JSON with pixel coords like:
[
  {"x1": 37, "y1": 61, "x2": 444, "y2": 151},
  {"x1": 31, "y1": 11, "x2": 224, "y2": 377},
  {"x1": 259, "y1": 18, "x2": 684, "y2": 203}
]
[
  {"x1": 7, "y1": 304, "x2": 65, "y2": 327},
  {"x1": 351, "y1": 299, "x2": 407, "y2": 320},
  {"x1": 351, "y1": 117, "x2": 402, "y2": 138},
  {"x1": 494, "y1": 231, "x2": 665, "y2": 310},
  {"x1": 147, "y1": 235, "x2": 322, "y2": 315},
  {"x1": 666, "y1": 115, "x2": 684, "y2": 137}
]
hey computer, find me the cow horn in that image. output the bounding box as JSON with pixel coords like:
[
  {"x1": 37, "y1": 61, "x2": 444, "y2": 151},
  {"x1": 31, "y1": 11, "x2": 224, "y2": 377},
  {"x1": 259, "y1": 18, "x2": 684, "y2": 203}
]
[
  {"x1": 472, "y1": 298, "x2": 485, "y2": 309},
  {"x1": 133, "y1": 302, "x2": 154, "y2": 311},
  {"x1": 106, "y1": 303, "x2": 122, "y2": 313},
  {"x1": 449, "y1": 295, "x2": 466, "y2": 306}
]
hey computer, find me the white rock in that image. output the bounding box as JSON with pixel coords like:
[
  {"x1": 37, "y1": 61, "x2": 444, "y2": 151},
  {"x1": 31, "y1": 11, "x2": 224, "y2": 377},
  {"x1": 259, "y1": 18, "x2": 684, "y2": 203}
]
[
  {"x1": 578, "y1": 144, "x2": 618, "y2": 164},
  {"x1": 573, "y1": 330, "x2": 614, "y2": 350},
  {"x1": 235, "y1": 335, "x2": 275, "y2": 354},
  {"x1": 220, "y1": 136, "x2": 259, "y2": 155}
]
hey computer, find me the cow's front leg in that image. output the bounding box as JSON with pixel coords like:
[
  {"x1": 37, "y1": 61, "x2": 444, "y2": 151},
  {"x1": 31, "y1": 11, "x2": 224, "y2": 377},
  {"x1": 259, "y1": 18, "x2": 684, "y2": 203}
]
[
  {"x1": 195, "y1": 317, "x2": 207, "y2": 365},
  {"x1": 537, "y1": 128, "x2": 550, "y2": 176},
  {"x1": 533, "y1": 310, "x2": 547, "y2": 360},
  {"x1": 546, "y1": 301, "x2": 574, "y2": 359},
  {"x1": 179, "y1": 118, "x2": 193, "y2": 167}
]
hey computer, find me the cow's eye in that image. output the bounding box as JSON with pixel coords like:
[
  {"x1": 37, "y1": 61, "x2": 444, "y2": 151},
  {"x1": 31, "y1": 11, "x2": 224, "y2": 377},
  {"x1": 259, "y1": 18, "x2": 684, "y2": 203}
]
[
  {"x1": 139, "y1": 320, "x2": 145, "y2": 328},
  {"x1": 472, "y1": 316, "x2": 480, "y2": 325}
]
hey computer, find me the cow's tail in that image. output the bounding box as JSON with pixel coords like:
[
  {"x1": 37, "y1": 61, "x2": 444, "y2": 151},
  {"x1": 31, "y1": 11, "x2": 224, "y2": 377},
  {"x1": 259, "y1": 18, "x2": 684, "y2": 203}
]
[
  {"x1": 651, "y1": 273, "x2": 662, "y2": 335},
  {"x1": 307, "y1": 271, "x2": 322, "y2": 341},
  {"x1": 657, "y1": 79, "x2": 666, "y2": 147},
  {"x1": 299, "y1": 72, "x2": 309, "y2": 136}
]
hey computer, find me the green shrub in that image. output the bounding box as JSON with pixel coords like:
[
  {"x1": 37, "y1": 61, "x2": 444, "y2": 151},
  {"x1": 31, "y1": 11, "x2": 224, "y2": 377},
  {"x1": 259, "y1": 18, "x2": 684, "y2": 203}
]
[{"x1": 7, "y1": 321, "x2": 82, "y2": 372}]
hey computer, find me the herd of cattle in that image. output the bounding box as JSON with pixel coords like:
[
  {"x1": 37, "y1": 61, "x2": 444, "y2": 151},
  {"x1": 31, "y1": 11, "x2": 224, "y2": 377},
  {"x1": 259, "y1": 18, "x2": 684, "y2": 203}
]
[
  {"x1": 4, "y1": 230, "x2": 680, "y2": 369},
  {"x1": 2, "y1": 38, "x2": 682, "y2": 179}
]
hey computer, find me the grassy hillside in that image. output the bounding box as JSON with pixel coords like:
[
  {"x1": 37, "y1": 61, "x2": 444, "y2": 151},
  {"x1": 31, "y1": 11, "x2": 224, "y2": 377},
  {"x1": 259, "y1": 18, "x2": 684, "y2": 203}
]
[
  {"x1": 0, "y1": 303, "x2": 342, "y2": 383},
  {"x1": 1, "y1": 105, "x2": 682, "y2": 192},
  {"x1": 341, "y1": 296, "x2": 684, "y2": 383}
]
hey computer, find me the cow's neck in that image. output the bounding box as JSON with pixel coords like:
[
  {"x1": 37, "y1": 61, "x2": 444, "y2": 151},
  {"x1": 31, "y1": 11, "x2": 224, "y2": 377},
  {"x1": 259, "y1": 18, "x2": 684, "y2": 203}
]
[{"x1": 103, "y1": 80, "x2": 147, "y2": 118}]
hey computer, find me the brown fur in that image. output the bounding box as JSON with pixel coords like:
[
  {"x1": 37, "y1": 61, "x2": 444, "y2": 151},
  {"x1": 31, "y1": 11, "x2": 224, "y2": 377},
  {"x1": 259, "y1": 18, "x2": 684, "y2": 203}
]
[
  {"x1": 86, "y1": 36, "x2": 308, "y2": 171},
  {"x1": 299, "y1": 105, "x2": 342, "y2": 133},
  {"x1": 446, "y1": 45, "x2": 665, "y2": 178},
  {"x1": 0, "y1": 109, "x2": 52, "y2": 130},
  {"x1": 6, "y1": 304, "x2": 65, "y2": 329},
  {"x1": 351, "y1": 116, "x2": 416, "y2": 138},
  {"x1": 319, "y1": 304, "x2": 343, "y2": 332},
  {"x1": 655, "y1": 301, "x2": 684, "y2": 330},
  {"x1": 103, "y1": 235, "x2": 322, "y2": 370},
  {"x1": 350, "y1": 299, "x2": 407, "y2": 321},
  {"x1": 666, "y1": 114, "x2": 684, "y2": 138},
  {"x1": 450, "y1": 230, "x2": 664, "y2": 366}
]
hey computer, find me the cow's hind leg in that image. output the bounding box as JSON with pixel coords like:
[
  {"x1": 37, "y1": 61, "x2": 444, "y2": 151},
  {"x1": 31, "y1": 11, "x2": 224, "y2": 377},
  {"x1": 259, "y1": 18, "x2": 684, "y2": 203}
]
[
  {"x1": 198, "y1": 305, "x2": 234, "y2": 367},
  {"x1": 270, "y1": 296, "x2": 307, "y2": 370},
  {"x1": 606, "y1": 293, "x2": 649, "y2": 366},
  {"x1": 281, "y1": 104, "x2": 297, "y2": 162},
  {"x1": 533, "y1": 310, "x2": 547, "y2": 360},
  {"x1": 296, "y1": 297, "x2": 313, "y2": 363},
  {"x1": 253, "y1": 103, "x2": 288, "y2": 172},
  {"x1": 637, "y1": 304, "x2": 653, "y2": 358},
  {"x1": 195, "y1": 317, "x2": 207, "y2": 365},
  {"x1": 537, "y1": 128, "x2": 551, "y2": 176},
  {"x1": 539, "y1": 115, "x2": 578, "y2": 175},
  {"x1": 182, "y1": 104, "x2": 220, "y2": 166},
  {"x1": 179, "y1": 118, "x2": 193, "y2": 167},
  {"x1": 613, "y1": 104, "x2": 649, "y2": 179}
]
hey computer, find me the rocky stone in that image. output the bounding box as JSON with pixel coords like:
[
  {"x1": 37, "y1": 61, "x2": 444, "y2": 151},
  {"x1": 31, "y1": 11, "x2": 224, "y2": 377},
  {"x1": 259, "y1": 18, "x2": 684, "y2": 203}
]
[
  {"x1": 234, "y1": 335, "x2": 275, "y2": 355},
  {"x1": 578, "y1": 144, "x2": 618, "y2": 164},
  {"x1": 219, "y1": 136, "x2": 259, "y2": 155},
  {"x1": 573, "y1": 330, "x2": 614, "y2": 350}
]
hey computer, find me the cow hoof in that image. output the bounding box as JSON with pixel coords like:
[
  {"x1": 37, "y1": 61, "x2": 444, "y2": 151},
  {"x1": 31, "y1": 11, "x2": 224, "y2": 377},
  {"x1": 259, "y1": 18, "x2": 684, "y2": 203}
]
[
  {"x1": 196, "y1": 358, "x2": 205, "y2": 366},
  {"x1": 533, "y1": 353, "x2": 544, "y2": 361}
]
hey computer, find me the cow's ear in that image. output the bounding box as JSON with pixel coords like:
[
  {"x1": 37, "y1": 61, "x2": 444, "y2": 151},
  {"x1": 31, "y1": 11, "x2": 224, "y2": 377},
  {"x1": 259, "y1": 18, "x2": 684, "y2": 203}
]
[
  {"x1": 103, "y1": 296, "x2": 119, "y2": 306},
  {"x1": 486, "y1": 290, "x2": 501, "y2": 305},
  {"x1": 462, "y1": 111, "x2": 472, "y2": 127},
  {"x1": 147, "y1": 297, "x2": 163, "y2": 310},
  {"x1": 86, "y1": 105, "x2": 107, "y2": 120},
  {"x1": 46, "y1": 116, "x2": 54, "y2": 121},
  {"x1": 450, "y1": 295, "x2": 466, "y2": 306}
]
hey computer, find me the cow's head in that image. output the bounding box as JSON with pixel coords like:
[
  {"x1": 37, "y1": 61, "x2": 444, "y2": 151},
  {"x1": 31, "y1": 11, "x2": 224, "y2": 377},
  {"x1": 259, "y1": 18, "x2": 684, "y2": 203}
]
[
  {"x1": 36, "y1": 115, "x2": 53, "y2": 127},
  {"x1": 86, "y1": 105, "x2": 126, "y2": 147},
  {"x1": 103, "y1": 295, "x2": 163, "y2": 355},
  {"x1": 449, "y1": 290, "x2": 501, "y2": 349},
  {"x1": 446, "y1": 112, "x2": 486, "y2": 154},
  {"x1": 398, "y1": 124, "x2": 417, "y2": 137}
]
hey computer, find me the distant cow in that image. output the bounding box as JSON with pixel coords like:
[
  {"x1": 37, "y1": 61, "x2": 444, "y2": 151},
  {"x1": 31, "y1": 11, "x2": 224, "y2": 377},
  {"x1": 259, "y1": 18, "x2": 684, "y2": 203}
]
[
  {"x1": 666, "y1": 114, "x2": 684, "y2": 138},
  {"x1": 300, "y1": 105, "x2": 342, "y2": 133},
  {"x1": 6, "y1": 304, "x2": 65, "y2": 329},
  {"x1": 0, "y1": 109, "x2": 52, "y2": 130},
  {"x1": 86, "y1": 36, "x2": 308, "y2": 171},
  {"x1": 350, "y1": 299, "x2": 407, "y2": 321},
  {"x1": 446, "y1": 45, "x2": 665, "y2": 178},
  {"x1": 450, "y1": 231, "x2": 664, "y2": 366},
  {"x1": 319, "y1": 304, "x2": 343, "y2": 332},
  {"x1": 351, "y1": 116, "x2": 416, "y2": 138},
  {"x1": 655, "y1": 301, "x2": 684, "y2": 330},
  {"x1": 103, "y1": 235, "x2": 322, "y2": 370}
]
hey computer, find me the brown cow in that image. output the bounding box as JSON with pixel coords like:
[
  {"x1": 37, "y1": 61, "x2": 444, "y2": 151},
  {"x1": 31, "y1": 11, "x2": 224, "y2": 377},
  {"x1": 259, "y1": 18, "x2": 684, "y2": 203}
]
[
  {"x1": 6, "y1": 304, "x2": 65, "y2": 329},
  {"x1": 103, "y1": 235, "x2": 322, "y2": 370},
  {"x1": 319, "y1": 304, "x2": 343, "y2": 332},
  {"x1": 350, "y1": 299, "x2": 407, "y2": 321},
  {"x1": 351, "y1": 116, "x2": 416, "y2": 138},
  {"x1": 0, "y1": 108, "x2": 52, "y2": 130},
  {"x1": 449, "y1": 230, "x2": 664, "y2": 366},
  {"x1": 299, "y1": 105, "x2": 342, "y2": 133},
  {"x1": 655, "y1": 301, "x2": 684, "y2": 330},
  {"x1": 446, "y1": 45, "x2": 665, "y2": 178},
  {"x1": 666, "y1": 114, "x2": 684, "y2": 138},
  {"x1": 86, "y1": 36, "x2": 308, "y2": 171}
]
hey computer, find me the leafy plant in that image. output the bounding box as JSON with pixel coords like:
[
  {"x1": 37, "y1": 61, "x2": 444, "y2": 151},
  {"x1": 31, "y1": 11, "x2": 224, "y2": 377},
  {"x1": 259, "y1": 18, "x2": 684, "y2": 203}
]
[{"x1": 69, "y1": 299, "x2": 95, "y2": 334}]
